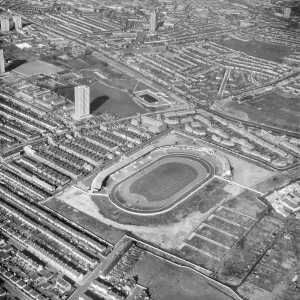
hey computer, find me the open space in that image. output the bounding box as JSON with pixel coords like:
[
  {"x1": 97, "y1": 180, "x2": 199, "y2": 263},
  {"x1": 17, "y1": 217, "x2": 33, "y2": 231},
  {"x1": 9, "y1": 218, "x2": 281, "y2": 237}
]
[
  {"x1": 220, "y1": 38, "x2": 290, "y2": 63},
  {"x1": 129, "y1": 252, "x2": 239, "y2": 300},
  {"x1": 14, "y1": 59, "x2": 64, "y2": 76},
  {"x1": 212, "y1": 92, "x2": 300, "y2": 131}
]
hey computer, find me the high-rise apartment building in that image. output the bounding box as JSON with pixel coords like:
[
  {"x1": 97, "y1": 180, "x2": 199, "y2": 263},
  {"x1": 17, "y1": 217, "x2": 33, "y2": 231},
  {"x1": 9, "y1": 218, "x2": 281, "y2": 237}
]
[
  {"x1": 284, "y1": 7, "x2": 291, "y2": 19},
  {"x1": 0, "y1": 17, "x2": 10, "y2": 32},
  {"x1": 75, "y1": 85, "x2": 90, "y2": 117},
  {"x1": 13, "y1": 15, "x2": 22, "y2": 30},
  {"x1": 149, "y1": 12, "x2": 157, "y2": 32},
  {"x1": 0, "y1": 49, "x2": 5, "y2": 74}
]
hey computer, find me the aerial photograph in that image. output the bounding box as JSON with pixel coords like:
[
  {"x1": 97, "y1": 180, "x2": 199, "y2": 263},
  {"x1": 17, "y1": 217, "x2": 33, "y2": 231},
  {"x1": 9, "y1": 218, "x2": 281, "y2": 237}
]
[{"x1": 0, "y1": 0, "x2": 300, "y2": 300}]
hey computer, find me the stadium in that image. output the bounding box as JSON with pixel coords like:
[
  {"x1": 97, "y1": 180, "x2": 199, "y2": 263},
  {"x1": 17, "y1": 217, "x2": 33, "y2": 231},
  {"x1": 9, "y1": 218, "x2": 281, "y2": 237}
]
[
  {"x1": 133, "y1": 89, "x2": 170, "y2": 108},
  {"x1": 104, "y1": 145, "x2": 231, "y2": 215}
]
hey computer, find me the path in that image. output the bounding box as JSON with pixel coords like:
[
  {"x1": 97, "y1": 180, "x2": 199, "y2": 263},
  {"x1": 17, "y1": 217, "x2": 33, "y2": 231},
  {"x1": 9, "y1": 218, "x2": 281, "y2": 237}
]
[{"x1": 215, "y1": 175, "x2": 264, "y2": 195}]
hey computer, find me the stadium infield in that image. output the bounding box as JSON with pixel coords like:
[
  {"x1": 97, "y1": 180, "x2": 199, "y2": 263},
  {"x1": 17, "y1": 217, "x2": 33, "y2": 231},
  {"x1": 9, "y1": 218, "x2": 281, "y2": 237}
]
[{"x1": 109, "y1": 154, "x2": 214, "y2": 214}]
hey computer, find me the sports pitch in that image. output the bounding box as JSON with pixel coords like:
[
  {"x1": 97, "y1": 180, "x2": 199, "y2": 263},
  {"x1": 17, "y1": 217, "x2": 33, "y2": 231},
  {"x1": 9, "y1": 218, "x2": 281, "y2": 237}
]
[{"x1": 111, "y1": 154, "x2": 214, "y2": 213}]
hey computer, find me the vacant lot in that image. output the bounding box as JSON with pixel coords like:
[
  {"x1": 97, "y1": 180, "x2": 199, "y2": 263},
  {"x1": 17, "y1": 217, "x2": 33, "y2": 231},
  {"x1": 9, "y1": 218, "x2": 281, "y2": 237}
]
[
  {"x1": 189, "y1": 179, "x2": 228, "y2": 213},
  {"x1": 223, "y1": 190, "x2": 266, "y2": 218},
  {"x1": 130, "y1": 252, "x2": 238, "y2": 300},
  {"x1": 254, "y1": 166, "x2": 300, "y2": 193},
  {"x1": 220, "y1": 38, "x2": 290, "y2": 63}
]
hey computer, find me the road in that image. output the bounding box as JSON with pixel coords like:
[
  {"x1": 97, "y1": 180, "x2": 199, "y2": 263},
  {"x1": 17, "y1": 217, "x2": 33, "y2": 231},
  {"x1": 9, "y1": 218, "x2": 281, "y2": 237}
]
[{"x1": 218, "y1": 67, "x2": 232, "y2": 97}]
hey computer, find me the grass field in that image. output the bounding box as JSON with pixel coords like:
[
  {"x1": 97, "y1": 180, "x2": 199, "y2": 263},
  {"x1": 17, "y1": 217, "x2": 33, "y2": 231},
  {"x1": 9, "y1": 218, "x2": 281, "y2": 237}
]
[
  {"x1": 14, "y1": 59, "x2": 63, "y2": 76},
  {"x1": 67, "y1": 55, "x2": 132, "y2": 80},
  {"x1": 129, "y1": 252, "x2": 238, "y2": 300},
  {"x1": 212, "y1": 92, "x2": 300, "y2": 131},
  {"x1": 89, "y1": 81, "x2": 146, "y2": 117},
  {"x1": 220, "y1": 38, "x2": 290, "y2": 63}
]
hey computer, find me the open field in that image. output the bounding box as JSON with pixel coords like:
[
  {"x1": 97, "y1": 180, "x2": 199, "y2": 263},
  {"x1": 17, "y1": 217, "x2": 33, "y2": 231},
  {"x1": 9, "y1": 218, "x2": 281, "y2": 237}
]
[
  {"x1": 223, "y1": 190, "x2": 266, "y2": 218},
  {"x1": 188, "y1": 179, "x2": 231, "y2": 213},
  {"x1": 254, "y1": 166, "x2": 300, "y2": 194},
  {"x1": 67, "y1": 55, "x2": 133, "y2": 80},
  {"x1": 89, "y1": 81, "x2": 146, "y2": 117},
  {"x1": 129, "y1": 252, "x2": 238, "y2": 300},
  {"x1": 14, "y1": 59, "x2": 63, "y2": 75},
  {"x1": 220, "y1": 38, "x2": 290, "y2": 63},
  {"x1": 212, "y1": 92, "x2": 300, "y2": 131}
]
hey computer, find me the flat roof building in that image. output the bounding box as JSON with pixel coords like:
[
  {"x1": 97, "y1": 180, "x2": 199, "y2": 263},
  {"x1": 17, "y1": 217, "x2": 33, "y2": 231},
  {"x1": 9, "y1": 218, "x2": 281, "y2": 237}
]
[
  {"x1": 0, "y1": 49, "x2": 5, "y2": 74},
  {"x1": 0, "y1": 17, "x2": 10, "y2": 32},
  {"x1": 75, "y1": 85, "x2": 90, "y2": 118},
  {"x1": 284, "y1": 7, "x2": 291, "y2": 19},
  {"x1": 149, "y1": 12, "x2": 157, "y2": 32},
  {"x1": 13, "y1": 15, "x2": 22, "y2": 30}
]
